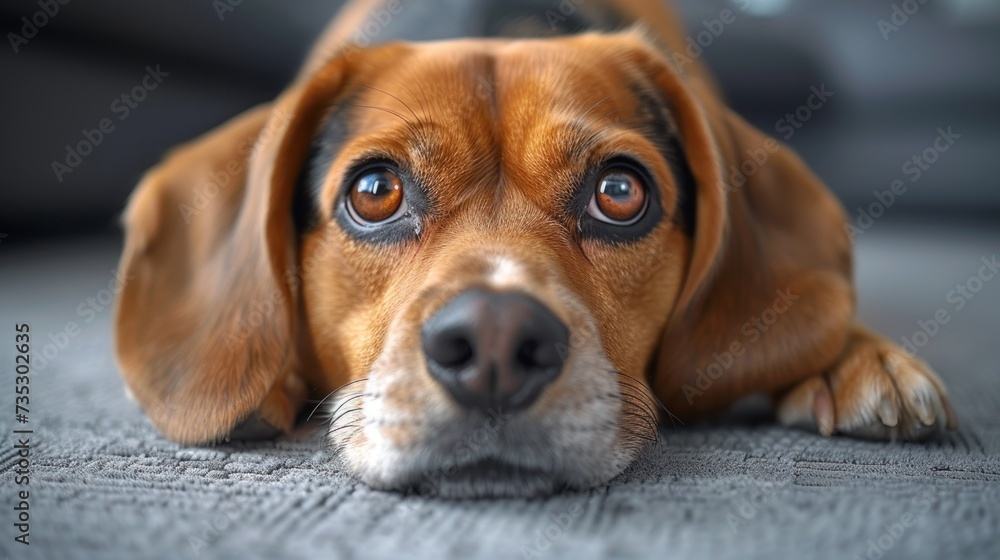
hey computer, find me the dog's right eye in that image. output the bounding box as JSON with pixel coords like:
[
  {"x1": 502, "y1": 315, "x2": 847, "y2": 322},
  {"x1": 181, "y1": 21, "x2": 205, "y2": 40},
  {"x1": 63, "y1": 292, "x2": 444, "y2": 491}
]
[
  {"x1": 587, "y1": 168, "x2": 648, "y2": 226},
  {"x1": 347, "y1": 168, "x2": 407, "y2": 225}
]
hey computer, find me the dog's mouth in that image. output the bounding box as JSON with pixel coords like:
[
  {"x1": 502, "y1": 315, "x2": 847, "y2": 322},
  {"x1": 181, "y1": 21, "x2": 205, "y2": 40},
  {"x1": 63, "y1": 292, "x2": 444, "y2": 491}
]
[
  {"x1": 333, "y1": 287, "x2": 645, "y2": 498},
  {"x1": 397, "y1": 457, "x2": 566, "y2": 499},
  {"x1": 392, "y1": 413, "x2": 569, "y2": 498}
]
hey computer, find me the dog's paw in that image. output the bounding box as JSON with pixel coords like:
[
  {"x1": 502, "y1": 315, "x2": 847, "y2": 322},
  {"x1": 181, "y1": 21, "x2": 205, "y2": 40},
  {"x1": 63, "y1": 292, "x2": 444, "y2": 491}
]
[{"x1": 777, "y1": 329, "x2": 957, "y2": 441}]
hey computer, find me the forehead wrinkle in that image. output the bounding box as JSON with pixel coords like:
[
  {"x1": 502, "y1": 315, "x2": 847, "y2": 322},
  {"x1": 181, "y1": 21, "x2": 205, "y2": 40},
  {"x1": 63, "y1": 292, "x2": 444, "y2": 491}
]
[
  {"x1": 493, "y1": 48, "x2": 644, "y2": 171},
  {"x1": 347, "y1": 74, "x2": 485, "y2": 176},
  {"x1": 384, "y1": 52, "x2": 501, "y2": 210},
  {"x1": 355, "y1": 53, "x2": 486, "y2": 161}
]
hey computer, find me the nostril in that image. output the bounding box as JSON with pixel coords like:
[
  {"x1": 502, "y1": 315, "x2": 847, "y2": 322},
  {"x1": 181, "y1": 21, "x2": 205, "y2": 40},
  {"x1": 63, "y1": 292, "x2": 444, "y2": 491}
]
[
  {"x1": 515, "y1": 333, "x2": 565, "y2": 371},
  {"x1": 515, "y1": 339, "x2": 539, "y2": 369},
  {"x1": 426, "y1": 329, "x2": 475, "y2": 369}
]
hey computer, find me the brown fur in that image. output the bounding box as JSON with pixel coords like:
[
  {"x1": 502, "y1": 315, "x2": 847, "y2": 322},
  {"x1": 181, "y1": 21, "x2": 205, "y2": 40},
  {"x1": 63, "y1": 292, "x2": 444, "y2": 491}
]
[{"x1": 116, "y1": 0, "x2": 955, "y2": 468}]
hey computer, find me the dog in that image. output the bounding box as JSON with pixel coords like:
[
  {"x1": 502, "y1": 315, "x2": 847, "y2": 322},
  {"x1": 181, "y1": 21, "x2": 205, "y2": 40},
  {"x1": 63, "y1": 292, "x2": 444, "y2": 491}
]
[{"x1": 115, "y1": 0, "x2": 957, "y2": 497}]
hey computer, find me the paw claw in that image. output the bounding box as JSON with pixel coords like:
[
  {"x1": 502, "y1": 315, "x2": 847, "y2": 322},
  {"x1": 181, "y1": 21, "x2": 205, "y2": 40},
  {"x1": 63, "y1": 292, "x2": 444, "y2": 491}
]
[
  {"x1": 907, "y1": 390, "x2": 936, "y2": 427},
  {"x1": 877, "y1": 397, "x2": 899, "y2": 428},
  {"x1": 814, "y1": 386, "x2": 835, "y2": 437},
  {"x1": 777, "y1": 330, "x2": 957, "y2": 443}
]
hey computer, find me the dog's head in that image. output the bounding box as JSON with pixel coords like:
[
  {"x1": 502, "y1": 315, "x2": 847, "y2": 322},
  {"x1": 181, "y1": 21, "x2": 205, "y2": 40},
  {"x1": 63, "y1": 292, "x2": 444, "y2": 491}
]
[{"x1": 116, "y1": 31, "x2": 851, "y2": 497}]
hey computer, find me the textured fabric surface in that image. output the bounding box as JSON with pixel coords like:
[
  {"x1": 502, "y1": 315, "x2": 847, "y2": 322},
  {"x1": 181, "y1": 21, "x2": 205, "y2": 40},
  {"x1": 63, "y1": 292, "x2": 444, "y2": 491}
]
[{"x1": 1, "y1": 223, "x2": 998, "y2": 560}]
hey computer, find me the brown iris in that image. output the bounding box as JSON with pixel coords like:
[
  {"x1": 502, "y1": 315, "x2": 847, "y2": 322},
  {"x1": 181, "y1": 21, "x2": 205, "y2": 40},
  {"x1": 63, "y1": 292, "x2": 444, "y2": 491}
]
[
  {"x1": 348, "y1": 168, "x2": 405, "y2": 224},
  {"x1": 591, "y1": 169, "x2": 647, "y2": 224}
]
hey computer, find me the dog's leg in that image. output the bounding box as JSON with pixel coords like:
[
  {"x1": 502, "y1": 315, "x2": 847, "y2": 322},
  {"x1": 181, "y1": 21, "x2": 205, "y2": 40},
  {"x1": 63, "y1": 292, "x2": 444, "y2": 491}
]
[{"x1": 776, "y1": 324, "x2": 957, "y2": 441}]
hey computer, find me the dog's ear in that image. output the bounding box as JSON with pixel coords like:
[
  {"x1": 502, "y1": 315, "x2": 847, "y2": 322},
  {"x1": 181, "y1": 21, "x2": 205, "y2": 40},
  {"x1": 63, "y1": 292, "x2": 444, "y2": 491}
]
[
  {"x1": 115, "y1": 58, "x2": 352, "y2": 444},
  {"x1": 629, "y1": 41, "x2": 856, "y2": 418}
]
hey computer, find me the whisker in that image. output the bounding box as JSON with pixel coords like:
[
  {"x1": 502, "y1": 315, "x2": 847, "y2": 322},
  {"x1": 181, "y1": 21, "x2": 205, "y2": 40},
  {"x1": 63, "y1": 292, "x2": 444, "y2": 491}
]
[
  {"x1": 394, "y1": 76, "x2": 432, "y2": 123},
  {"x1": 324, "y1": 393, "x2": 367, "y2": 424},
  {"x1": 327, "y1": 422, "x2": 365, "y2": 437},
  {"x1": 623, "y1": 429, "x2": 658, "y2": 446},
  {"x1": 614, "y1": 384, "x2": 660, "y2": 418},
  {"x1": 580, "y1": 94, "x2": 614, "y2": 120},
  {"x1": 585, "y1": 116, "x2": 645, "y2": 143},
  {"x1": 614, "y1": 371, "x2": 664, "y2": 409},
  {"x1": 623, "y1": 415, "x2": 658, "y2": 439},
  {"x1": 359, "y1": 84, "x2": 421, "y2": 124},
  {"x1": 617, "y1": 416, "x2": 659, "y2": 444},
  {"x1": 573, "y1": 116, "x2": 645, "y2": 157},
  {"x1": 344, "y1": 103, "x2": 423, "y2": 139},
  {"x1": 614, "y1": 370, "x2": 686, "y2": 427},
  {"x1": 614, "y1": 372, "x2": 656, "y2": 401},
  {"x1": 328, "y1": 406, "x2": 365, "y2": 429},
  {"x1": 306, "y1": 377, "x2": 369, "y2": 422},
  {"x1": 617, "y1": 392, "x2": 660, "y2": 426},
  {"x1": 619, "y1": 408, "x2": 659, "y2": 434},
  {"x1": 324, "y1": 424, "x2": 364, "y2": 453}
]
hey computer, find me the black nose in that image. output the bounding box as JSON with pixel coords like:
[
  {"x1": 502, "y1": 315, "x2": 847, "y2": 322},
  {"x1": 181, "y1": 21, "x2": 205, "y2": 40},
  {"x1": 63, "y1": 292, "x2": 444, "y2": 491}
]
[{"x1": 421, "y1": 289, "x2": 569, "y2": 413}]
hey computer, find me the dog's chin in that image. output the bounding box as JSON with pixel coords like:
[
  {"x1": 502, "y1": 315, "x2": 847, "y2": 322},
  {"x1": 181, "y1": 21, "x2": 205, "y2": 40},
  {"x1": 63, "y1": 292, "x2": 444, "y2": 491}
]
[
  {"x1": 393, "y1": 458, "x2": 567, "y2": 499},
  {"x1": 334, "y1": 406, "x2": 641, "y2": 499},
  {"x1": 341, "y1": 423, "x2": 641, "y2": 499}
]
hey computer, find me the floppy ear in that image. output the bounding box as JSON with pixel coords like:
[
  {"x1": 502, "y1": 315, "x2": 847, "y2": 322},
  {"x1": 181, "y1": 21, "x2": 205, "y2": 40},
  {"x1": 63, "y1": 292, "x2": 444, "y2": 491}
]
[
  {"x1": 115, "y1": 57, "x2": 352, "y2": 444},
  {"x1": 632, "y1": 43, "x2": 856, "y2": 418}
]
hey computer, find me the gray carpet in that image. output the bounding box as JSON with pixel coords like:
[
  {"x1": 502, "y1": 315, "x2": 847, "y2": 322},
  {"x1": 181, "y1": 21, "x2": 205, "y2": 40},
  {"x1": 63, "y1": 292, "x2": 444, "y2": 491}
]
[{"x1": 1, "y1": 222, "x2": 998, "y2": 560}]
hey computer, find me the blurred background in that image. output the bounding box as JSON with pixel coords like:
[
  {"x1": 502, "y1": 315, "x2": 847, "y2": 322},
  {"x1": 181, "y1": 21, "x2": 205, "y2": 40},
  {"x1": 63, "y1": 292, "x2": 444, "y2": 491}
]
[
  {"x1": 1, "y1": 3, "x2": 998, "y2": 558},
  {"x1": 2, "y1": 0, "x2": 998, "y2": 237},
  {"x1": 2, "y1": 0, "x2": 998, "y2": 358}
]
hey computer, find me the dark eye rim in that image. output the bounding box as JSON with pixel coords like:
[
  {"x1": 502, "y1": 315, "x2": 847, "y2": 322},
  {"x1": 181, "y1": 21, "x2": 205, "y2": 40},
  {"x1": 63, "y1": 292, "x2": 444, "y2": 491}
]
[
  {"x1": 334, "y1": 157, "x2": 427, "y2": 244},
  {"x1": 574, "y1": 156, "x2": 664, "y2": 244}
]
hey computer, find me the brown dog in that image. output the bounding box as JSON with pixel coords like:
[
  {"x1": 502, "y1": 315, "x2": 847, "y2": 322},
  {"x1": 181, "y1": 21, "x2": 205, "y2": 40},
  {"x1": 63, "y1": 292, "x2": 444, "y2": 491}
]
[{"x1": 115, "y1": 0, "x2": 957, "y2": 497}]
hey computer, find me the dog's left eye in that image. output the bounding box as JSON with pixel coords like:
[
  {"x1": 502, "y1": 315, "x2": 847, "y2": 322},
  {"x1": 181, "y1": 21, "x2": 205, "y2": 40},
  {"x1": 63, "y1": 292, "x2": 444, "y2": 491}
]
[
  {"x1": 587, "y1": 168, "x2": 648, "y2": 225},
  {"x1": 347, "y1": 168, "x2": 408, "y2": 225}
]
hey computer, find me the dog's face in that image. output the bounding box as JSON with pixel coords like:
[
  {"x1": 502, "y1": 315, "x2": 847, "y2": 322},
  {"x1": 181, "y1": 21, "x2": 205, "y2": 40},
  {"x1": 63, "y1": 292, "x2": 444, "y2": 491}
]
[
  {"x1": 116, "y1": 28, "x2": 853, "y2": 498},
  {"x1": 296, "y1": 37, "x2": 692, "y2": 495}
]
